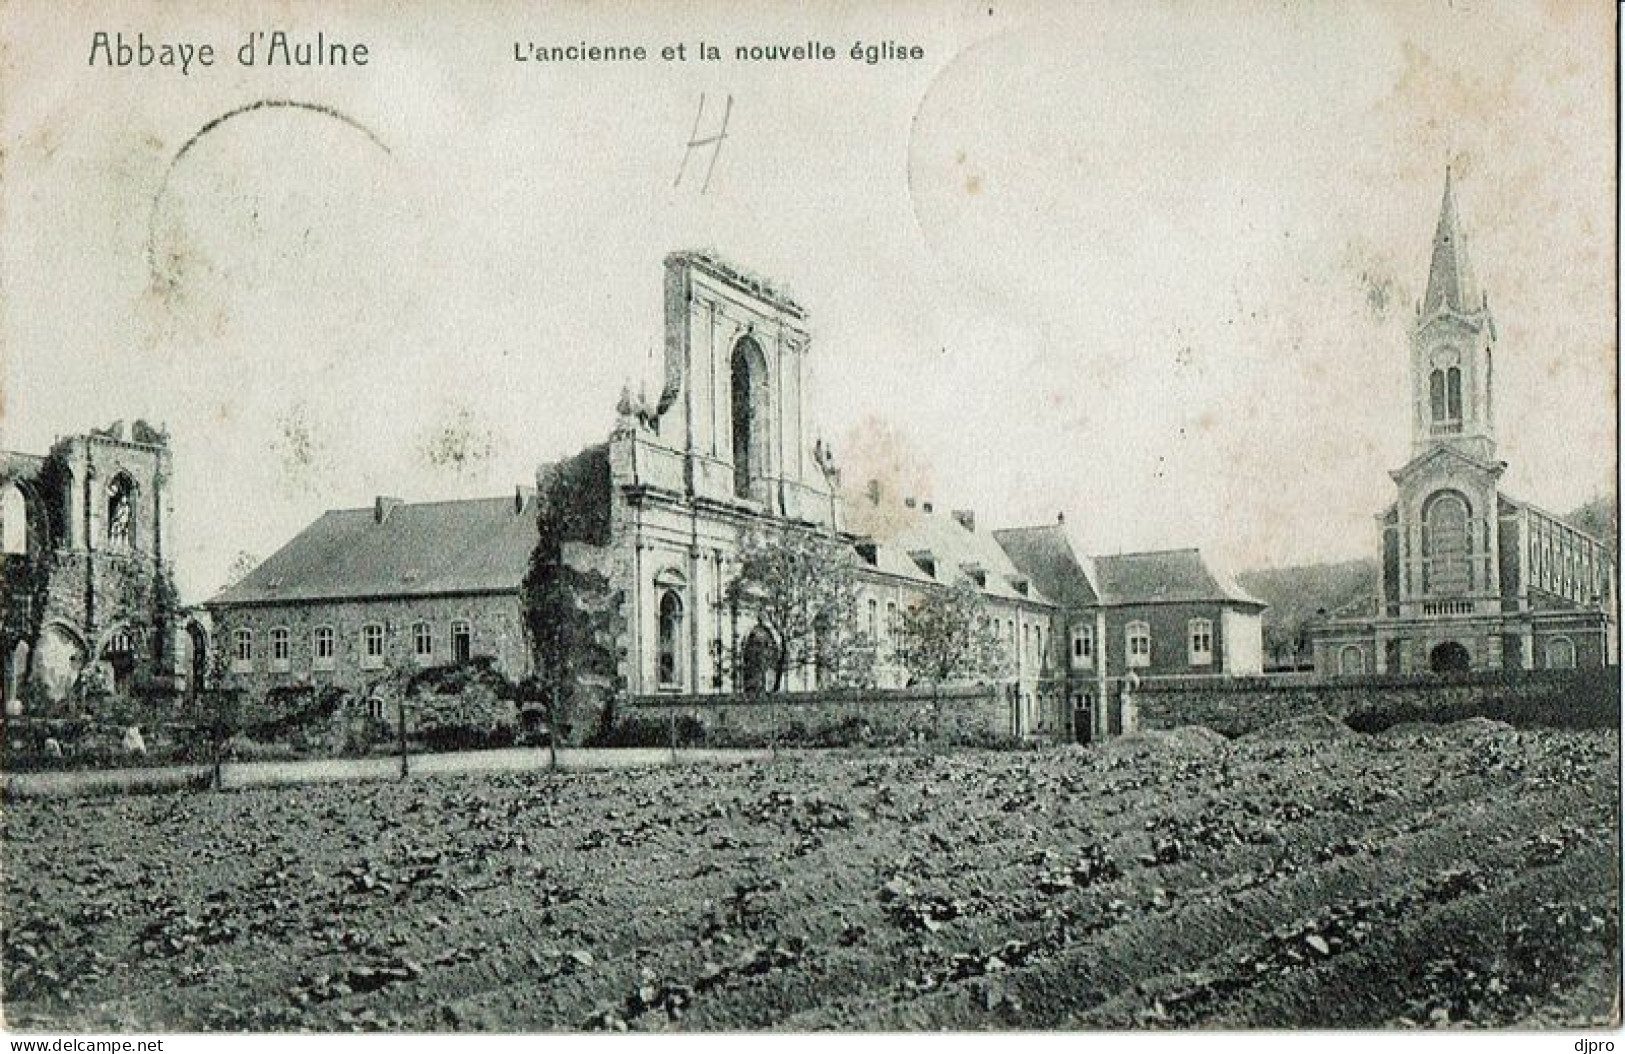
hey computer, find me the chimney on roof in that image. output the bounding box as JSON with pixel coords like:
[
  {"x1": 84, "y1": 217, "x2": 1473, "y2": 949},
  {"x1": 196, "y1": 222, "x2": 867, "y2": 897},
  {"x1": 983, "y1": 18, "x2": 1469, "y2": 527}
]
[
  {"x1": 922, "y1": 501, "x2": 934, "y2": 514},
  {"x1": 952, "y1": 508, "x2": 976, "y2": 533},
  {"x1": 375, "y1": 496, "x2": 403, "y2": 524},
  {"x1": 1057, "y1": 511, "x2": 1066, "y2": 524}
]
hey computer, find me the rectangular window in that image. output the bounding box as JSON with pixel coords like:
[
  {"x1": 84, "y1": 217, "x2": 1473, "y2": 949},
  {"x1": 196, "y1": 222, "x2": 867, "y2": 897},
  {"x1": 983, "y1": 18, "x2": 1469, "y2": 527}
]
[
  {"x1": 867, "y1": 599, "x2": 878, "y2": 643},
  {"x1": 231, "y1": 628, "x2": 254, "y2": 674},
  {"x1": 1126, "y1": 621, "x2": 1151, "y2": 668},
  {"x1": 451, "y1": 621, "x2": 472, "y2": 662},
  {"x1": 1071, "y1": 626, "x2": 1094, "y2": 669},
  {"x1": 312, "y1": 627, "x2": 336, "y2": 672},
  {"x1": 1188, "y1": 618, "x2": 1213, "y2": 666},
  {"x1": 360, "y1": 624, "x2": 385, "y2": 670},
  {"x1": 270, "y1": 627, "x2": 291, "y2": 673},
  {"x1": 413, "y1": 622, "x2": 433, "y2": 665}
]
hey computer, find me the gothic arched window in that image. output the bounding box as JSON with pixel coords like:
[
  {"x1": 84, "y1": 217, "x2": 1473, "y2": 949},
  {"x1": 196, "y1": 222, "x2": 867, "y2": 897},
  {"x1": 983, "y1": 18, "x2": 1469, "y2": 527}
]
[
  {"x1": 106, "y1": 474, "x2": 137, "y2": 551},
  {"x1": 1, "y1": 483, "x2": 29, "y2": 555},
  {"x1": 657, "y1": 589, "x2": 684, "y2": 689},
  {"x1": 1429, "y1": 368, "x2": 1447, "y2": 423},
  {"x1": 1545, "y1": 636, "x2": 1576, "y2": 670},
  {"x1": 1446, "y1": 366, "x2": 1462, "y2": 422}
]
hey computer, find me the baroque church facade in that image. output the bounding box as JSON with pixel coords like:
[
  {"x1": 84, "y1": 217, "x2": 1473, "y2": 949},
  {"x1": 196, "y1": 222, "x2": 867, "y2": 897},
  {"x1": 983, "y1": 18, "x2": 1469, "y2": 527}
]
[
  {"x1": 540, "y1": 252, "x2": 1073, "y2": 736},
  {"x1": 1308, "y1": 173, "x2": 1617, "y2": 676}
]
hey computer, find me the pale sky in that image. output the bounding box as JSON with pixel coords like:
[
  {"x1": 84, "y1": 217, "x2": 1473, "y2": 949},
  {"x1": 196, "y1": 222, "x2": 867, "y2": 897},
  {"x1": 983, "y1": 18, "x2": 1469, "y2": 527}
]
[{"x1": 1, "y1": 0, "x2": 1616, "y2": 603}]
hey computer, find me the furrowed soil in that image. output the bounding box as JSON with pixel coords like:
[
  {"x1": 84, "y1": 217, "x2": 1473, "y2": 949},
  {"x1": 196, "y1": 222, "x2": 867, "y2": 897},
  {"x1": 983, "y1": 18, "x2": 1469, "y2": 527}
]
[{"x1": 3, "y1": 727, "x2": 1618, "y2": 1031}]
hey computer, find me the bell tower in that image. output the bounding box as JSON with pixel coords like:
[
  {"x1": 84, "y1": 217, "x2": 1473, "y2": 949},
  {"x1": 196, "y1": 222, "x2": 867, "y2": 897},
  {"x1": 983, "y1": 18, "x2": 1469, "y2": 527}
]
[{"x1": 1410, "y1": 168, "x2": 1498, "y2": 464}]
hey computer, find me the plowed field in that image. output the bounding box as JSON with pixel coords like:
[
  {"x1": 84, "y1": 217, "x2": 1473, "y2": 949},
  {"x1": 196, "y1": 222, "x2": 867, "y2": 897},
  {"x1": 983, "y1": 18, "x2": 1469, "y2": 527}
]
[{"x1": 3, "y1": 723, "x2": 1618, "y2": 1030}]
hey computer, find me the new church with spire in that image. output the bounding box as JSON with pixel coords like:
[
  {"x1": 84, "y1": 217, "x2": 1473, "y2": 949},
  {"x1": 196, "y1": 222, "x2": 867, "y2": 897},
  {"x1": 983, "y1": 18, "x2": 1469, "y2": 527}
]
[{"x1": 1308, "y1": 172, "x2": 1617, "y2": 677}]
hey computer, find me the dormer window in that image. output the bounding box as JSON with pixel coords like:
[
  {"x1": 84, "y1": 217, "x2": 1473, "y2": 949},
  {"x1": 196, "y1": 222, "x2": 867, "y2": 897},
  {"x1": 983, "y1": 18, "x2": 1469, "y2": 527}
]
[
  {"x1": 909, "y1": 550, "x2": 936, "y2": 579},
  {"x1": 963, "y1": 564, "x2": 986, "y2": 588},
  {"x1": 855, "y1": 541, "x2": 878, "y2": 566},
  {"x1": 1010, "y1": 576, "x2": 1030, "y2": 597}
]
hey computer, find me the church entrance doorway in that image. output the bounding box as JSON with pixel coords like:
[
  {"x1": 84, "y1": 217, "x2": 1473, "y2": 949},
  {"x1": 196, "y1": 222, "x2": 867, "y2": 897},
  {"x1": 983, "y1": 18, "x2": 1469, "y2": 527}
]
[{"x1": 1429, "y1": 641, "x2": 1471, "y2": 674}]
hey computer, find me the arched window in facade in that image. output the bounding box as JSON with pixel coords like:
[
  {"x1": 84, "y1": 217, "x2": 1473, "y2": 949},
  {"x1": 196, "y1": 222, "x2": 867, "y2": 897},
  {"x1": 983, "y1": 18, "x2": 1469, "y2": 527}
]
[
  {"x1": 5, "y1": 640, "x2": 29, "y2": 710},
  {"x1": 1429, "y1": 366, "x2": 1464, "y2": 434},
  {"x1": 1545, "y1": 636, "x2": 1576, "y2": 670},
  {"x1": 312, "y1": 626, "x2": 336, "y2": 671},
  {"x1": 270, "y1": 627, "x2": 291, "y2": 672},
  {"x1": 360, "y1": 623, "x2": 385, "y2": 670},
  {"x1": 730, "y1": 337, "x2": 769, "y2": 500},
  {"x1": 106, "y1": 474, "x2": 137, "y2": 551},
  {"x1": 1422, "y1": 490, "x2": 1472, "y2": 595},
  {"x1": 1, "y1": 483, "x2": 29, "y2": 554},
  {"x1": 657, "y1": 589, "x2": 684, "y2": 689},
  {"x1": 1339, "y1": 644, "x2": 1366, "y2": 676},
  {"x1": 232, "y1": 628, "x2": 254, "y2": 673}
]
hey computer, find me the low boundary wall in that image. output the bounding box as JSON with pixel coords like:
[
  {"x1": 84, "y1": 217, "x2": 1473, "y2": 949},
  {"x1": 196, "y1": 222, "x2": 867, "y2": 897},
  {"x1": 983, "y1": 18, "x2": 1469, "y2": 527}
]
[
  {"x1": 1134, "y1": 668, "x2": 1620, "y2": 737},
  {"x1": 615, "y1": 685, "x2": 1035, "y2": 747}
]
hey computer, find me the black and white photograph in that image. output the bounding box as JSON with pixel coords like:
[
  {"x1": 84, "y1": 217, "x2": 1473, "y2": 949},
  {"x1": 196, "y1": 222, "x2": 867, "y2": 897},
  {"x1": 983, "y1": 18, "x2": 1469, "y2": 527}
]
[{"x1": 0, "y1": 0, "x2": 1619, "y2": 1037}]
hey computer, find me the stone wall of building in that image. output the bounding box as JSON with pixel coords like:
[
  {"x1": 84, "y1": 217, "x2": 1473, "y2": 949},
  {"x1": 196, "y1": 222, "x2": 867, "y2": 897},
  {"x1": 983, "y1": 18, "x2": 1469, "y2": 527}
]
[
  {"x1": 1134, "y1": 668, "x2": 1618, "y2": 737},
  {"x1": 211, "y1": 592, "x2": 529, "y2": 699}
]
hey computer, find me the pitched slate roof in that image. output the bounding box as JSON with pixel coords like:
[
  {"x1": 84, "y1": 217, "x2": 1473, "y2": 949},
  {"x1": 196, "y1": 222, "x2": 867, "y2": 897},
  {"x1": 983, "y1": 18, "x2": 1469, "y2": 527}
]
[
  {"x1": 208, "y1": 494, "x2": 537, "y2": 606},
  {"x1": 857, "y1": 508, "x2": 1056, "y2": 606},
  {"x1": 1090, "y1": 548, "x2": 1264, "y2": 609},
  {"x1": 992, "y1": 523, "x2": 1100, "y2": 607}
]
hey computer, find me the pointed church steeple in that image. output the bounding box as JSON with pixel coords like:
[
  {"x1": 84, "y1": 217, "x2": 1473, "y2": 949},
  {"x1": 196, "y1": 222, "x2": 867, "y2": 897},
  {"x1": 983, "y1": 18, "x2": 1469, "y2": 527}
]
[
  {"x1": 1408, "y1": 168, "x2": 1497, "y2": 464},
  {"x1": 1422, "y1": 167, "x2": 1479, "y2": 317}
]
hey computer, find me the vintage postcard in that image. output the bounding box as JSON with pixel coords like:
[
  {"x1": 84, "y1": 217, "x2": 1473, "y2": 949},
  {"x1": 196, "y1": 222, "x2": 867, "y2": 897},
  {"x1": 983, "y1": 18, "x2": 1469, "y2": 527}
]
[{"x1": 0, "y1": 0, "x2": 1618, "y2": 1037}]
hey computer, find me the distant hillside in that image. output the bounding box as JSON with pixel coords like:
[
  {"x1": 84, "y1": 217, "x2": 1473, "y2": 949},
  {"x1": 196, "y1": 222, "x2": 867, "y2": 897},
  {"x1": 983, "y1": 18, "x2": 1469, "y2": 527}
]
[
  {"x1": 1237, "y1": 558, "x2": 1377, "y2": 667},
  {"x1": 1234, "y1": 495, "x2": 1614, "y2": 670},
  {"x1": 1563, "y1": 494, "x2": 1618, "y2": 554}
]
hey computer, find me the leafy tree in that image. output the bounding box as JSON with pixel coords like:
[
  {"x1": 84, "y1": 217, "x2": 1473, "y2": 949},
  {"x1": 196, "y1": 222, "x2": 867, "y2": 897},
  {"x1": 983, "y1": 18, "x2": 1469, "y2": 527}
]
[
  {"x1": 725, "y1": 525, "x2": 875, "y2": 693},
  {"x1": 894, "y1": 579, "x2": 1009, "y2": 697}
]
